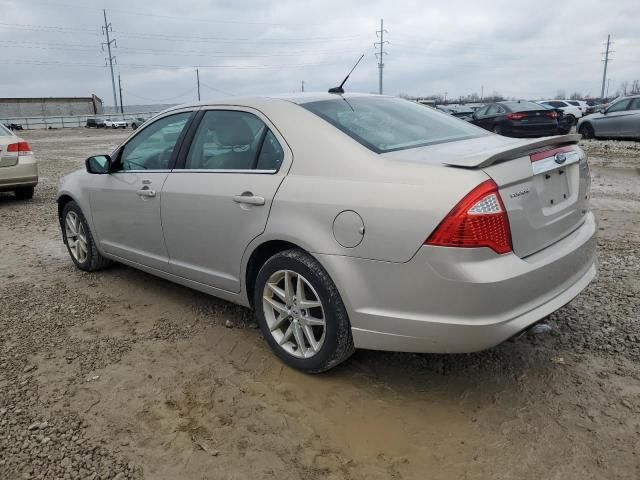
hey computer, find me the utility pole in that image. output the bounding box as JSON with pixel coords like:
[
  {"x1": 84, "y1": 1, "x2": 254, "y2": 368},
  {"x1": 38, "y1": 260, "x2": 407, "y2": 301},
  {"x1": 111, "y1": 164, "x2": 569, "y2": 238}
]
[
  {"x1": 118, "y1": 74, "x2": 124, "y2": 115},
  {"x1": 374, "y1": 19, "x2": 389, "y2": 95},
  {"x1": 101, "y1": 9, "x2": 118, "y2": 113},
  {"x1": 480, "y1": 85, "x2": 484, "y2": 101},
  {"x1": 196, "y1": 68, "x2": 200, "y2": 101},
  {"x1": 600, "y1": 34, "x2": 613, "y2": 99},
  {"x1": 606, "y1": 78, "x2": 611, "y2": 98},
  {"x1": 444, "y1": 91, "x2": 448, "y2": 104},
  {"x1": 301, "y1": 80, "x2": 305, "y2": 92}
]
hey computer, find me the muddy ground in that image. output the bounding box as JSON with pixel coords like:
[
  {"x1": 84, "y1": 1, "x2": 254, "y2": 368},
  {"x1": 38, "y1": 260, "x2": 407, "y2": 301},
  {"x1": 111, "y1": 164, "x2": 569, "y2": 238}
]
[{"x1": 1, "y1": 128, "x2": 639, "y2": 480}]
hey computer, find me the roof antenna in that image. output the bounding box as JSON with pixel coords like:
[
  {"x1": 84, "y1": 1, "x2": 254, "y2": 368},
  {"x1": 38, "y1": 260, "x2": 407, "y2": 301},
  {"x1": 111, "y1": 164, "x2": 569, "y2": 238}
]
[{"x1": 328, "y1": 54, "x2": 365, "y2": 94}]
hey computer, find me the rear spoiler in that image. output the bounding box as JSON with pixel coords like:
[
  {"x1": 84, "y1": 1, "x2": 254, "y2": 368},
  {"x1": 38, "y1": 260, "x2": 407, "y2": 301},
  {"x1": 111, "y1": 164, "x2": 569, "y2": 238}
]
[{"x1": 443, "y1": 134, "x2": 581, "y2": 169}]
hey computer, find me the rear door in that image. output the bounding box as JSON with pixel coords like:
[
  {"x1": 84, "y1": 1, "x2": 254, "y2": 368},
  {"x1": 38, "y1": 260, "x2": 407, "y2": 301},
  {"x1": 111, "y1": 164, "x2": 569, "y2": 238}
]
[{"x1": 161, "y1": 107, "x2": 290, "y2": 292}]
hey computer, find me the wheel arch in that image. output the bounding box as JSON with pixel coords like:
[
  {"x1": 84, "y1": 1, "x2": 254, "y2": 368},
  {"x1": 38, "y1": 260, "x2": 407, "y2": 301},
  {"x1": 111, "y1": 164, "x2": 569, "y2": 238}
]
[
  {"x1": 57, "y1": 194, "x2": 75, "y2": 227},
  {"x1": 244, "y1": 239, "x2": 303, "y2": 308}
]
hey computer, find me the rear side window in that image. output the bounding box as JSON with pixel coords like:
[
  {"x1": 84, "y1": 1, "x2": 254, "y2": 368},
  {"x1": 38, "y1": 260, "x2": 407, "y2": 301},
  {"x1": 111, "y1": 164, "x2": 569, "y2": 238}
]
[
  {"x1": 301, "y1": 97, "x2": 485, "y2": 153},
  {"x1": 567, "y1": 101, "x2": 580, "y2": 106},
  {"x1": 185, "y1": 110, "x2": 283, "y2": 171},
  {"x1": 0, "y1": 124, "x2": 13, "y2": 136},
  {"x1": 503, "y1": 101, "x2": 547, "y2": 111},
  {"x1": 630, "y1": 98, "x2": 640, "y2": 110}
]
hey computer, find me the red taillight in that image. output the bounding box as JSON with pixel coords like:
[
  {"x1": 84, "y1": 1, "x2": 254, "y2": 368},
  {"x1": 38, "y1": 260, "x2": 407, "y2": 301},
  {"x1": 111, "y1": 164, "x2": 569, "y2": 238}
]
[
  {"x1": 546, "y1": 111, "x2": 558, "y2": 119},
  {"x1": 506, "y1": 112, "x2": 528, "y2": 120},
  {"x1": 425, "y1": 180, "x2": 512, "y2": 254},
  {"x1": 529, "y1": 146, "x2": 574, "y2": 162},
  {"x1": 6, "y1": 141, "x2": 32, "y2": 156}
]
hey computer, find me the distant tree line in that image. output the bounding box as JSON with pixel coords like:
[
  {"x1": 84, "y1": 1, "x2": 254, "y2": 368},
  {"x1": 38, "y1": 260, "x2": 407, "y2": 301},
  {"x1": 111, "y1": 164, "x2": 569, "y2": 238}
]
[{"x1": 399, "y1": 80, "x2": 640, "y2": 105}]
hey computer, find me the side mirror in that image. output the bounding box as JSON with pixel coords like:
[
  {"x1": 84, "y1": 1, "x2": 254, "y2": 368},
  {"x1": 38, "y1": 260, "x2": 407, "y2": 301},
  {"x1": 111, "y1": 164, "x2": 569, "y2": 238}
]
[{"x1": 85, "y1": 155, "x2": 111, "y2": 174}]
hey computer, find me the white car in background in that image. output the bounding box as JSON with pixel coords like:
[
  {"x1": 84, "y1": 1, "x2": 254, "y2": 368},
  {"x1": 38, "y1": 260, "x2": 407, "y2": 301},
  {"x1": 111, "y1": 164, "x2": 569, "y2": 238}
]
[
  {"x1": 104, "y1": 119, "x2": 128, "y2": 129},
  {"x1": 538, "y1": 100, "x2": 583, "y2": 124},
  {"x1": 0, "y1": 123, "x2": 37, "y2": 199}
]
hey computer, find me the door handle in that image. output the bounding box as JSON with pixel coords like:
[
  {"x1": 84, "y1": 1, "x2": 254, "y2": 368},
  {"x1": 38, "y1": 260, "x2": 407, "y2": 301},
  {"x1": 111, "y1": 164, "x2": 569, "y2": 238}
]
[
  {"x1": 137, "y1": 188, "x2": 156, "y2": 198},
  {"x1": 232, "y1": 194, "x2": 265, "y2": 206}
]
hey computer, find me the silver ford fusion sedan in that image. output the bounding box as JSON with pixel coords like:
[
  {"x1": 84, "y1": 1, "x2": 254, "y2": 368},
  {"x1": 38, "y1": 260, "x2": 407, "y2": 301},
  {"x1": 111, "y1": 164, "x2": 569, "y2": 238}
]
[{"x1": 57, "y1": 93, "x2": 597, "y2": 373}]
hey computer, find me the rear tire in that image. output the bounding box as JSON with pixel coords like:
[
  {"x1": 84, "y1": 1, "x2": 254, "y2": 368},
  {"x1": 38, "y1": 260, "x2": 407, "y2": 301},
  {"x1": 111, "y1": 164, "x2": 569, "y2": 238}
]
[
  {"x1": 61, "y1": 201, "x2": 112, "y2": 272},
  {"x1": 254, "y1": 248, "x2": 354, "y2": 373},
  {"x1": 131, "y1": 123, "x2": 138, "y2": 130},
  {"x1": 579, "y1": 123, "x2": 595, "y2": 139},
  {"x1": 493, "y1": 125, "x2": 503, "y2": 135},
  {"x1": 14, "y1": 187, "x2": 34, "y2": 200},
  {"x1": 566, "y1": 114, "x2": 577, "y2": 126}
]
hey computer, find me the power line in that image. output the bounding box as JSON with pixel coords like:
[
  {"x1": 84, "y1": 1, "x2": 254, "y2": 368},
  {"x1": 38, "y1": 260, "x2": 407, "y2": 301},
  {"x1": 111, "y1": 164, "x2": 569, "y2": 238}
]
[
  {"x1": 101, "y1": 9, "x2": 118, "y2": 109},
  {"x1": 374, "y1": 18, "x2": 389, "y2": 95},
  {"x1": 600, "y1": 34, "x2": 614, "y2": 98}
]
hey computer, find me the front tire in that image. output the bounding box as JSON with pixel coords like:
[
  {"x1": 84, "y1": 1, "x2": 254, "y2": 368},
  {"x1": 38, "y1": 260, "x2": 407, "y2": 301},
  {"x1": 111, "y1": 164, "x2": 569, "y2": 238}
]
[
  {"x1": 254, "y1": 249, "x2": 354, "y2": 373},
  {"x1": 62, "y1": 201, "x2": 112, "y2": 272},
  {"x1": 14, "y1": 186, "x2": 34, "y2": 200},
  {"x1": 579, "y1": 123, "x2": 595, "y2": 139}
]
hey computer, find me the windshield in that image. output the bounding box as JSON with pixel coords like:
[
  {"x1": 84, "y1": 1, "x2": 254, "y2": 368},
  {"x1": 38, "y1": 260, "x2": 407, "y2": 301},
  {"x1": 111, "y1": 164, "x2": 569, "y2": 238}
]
[{"x1": 301, "y1": 96, "x2": 486, "y2": 153}]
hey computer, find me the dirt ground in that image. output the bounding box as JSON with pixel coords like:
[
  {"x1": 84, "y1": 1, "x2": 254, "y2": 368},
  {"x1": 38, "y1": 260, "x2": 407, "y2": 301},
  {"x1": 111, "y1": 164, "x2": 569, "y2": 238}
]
[{"x1": 1, "y1": 128, "x2": 639, "y2": 480}]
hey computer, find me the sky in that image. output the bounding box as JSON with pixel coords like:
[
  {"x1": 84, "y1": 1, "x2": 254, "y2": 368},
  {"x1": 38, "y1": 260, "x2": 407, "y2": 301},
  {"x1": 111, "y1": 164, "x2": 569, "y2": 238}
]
[{"x1": 1, "y1": 0, "x2": 639, "y2": 106}]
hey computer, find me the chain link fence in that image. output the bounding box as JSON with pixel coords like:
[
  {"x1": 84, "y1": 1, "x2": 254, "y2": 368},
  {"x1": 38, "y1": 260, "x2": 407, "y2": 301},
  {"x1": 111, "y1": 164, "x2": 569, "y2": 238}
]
[{"x1": 1, "y1": 112, "x2": 159, "y2": 130}]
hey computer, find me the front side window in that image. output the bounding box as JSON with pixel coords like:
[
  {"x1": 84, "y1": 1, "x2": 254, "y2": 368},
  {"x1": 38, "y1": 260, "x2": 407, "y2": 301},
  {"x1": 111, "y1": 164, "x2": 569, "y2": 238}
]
[
  {"x1": 118, "y1": 112, "x2": 191, "y2": 171},
  {"x1": 630, "y1": 98, "x2": 640, "y2": 110},
  {"x1": 302, "y1": 97, "x2": 486, "y2": 153},
  {"x1": 185, "y1": 110, "x2": 282, "y2": 171},
  {"x1": 607, "y1": 99, "x2": 632, "y2": 113}
]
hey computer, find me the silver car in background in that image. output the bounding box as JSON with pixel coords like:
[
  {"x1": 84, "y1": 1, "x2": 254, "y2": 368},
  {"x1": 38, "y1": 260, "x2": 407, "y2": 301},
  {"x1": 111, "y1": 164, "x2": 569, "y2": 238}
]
[
  {"x1": 578, "y1": 95, "x2": 640, "y2": 139},
  {"x1": 57, "y1": 93, "x2": 596, "y2": 373},
  {"x1": 0, "y1": 123, "x2": 37, "y2": 199}
]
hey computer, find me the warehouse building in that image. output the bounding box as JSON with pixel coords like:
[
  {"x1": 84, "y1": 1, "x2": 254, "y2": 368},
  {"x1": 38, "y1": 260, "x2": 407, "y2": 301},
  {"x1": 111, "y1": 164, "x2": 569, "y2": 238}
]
[{"x1": 0, "y1": 95, "x2": 103, "y2": 118}]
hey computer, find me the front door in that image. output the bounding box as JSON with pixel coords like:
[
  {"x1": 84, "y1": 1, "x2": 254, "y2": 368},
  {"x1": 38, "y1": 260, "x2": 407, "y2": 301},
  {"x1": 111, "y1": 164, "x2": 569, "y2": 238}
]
[
  {"x1": 89, "y1": 111, "x2": 193, "y2": 270},
  {"x1": 161, "y1": 108, "x2": 289, "y2": 292}
]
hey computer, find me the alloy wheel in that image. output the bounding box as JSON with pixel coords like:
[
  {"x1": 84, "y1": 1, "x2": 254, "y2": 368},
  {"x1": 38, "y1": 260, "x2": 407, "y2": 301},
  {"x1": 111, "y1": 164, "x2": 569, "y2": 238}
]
[
  {"x1": 262, "y1": 269, "x2": 326, "y2": 359},
  {"x1": 65, "y1": 211, "x2": 88, "y2": 263}
]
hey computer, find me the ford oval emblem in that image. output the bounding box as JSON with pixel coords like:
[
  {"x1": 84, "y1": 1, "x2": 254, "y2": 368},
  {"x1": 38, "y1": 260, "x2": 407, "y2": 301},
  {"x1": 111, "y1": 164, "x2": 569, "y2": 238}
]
[{"x1": 554, "y1": 152, "x2": 567, "y2": 164}]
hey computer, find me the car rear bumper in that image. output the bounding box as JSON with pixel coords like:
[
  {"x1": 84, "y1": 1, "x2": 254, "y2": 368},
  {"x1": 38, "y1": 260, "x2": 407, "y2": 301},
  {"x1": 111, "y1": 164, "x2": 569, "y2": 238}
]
[
  {"x1": 0, "y1": 157, "x2": 38, "y2": 191},
  {"x1": 315, "y1": 212, "x2": 597, "y2": 353}
]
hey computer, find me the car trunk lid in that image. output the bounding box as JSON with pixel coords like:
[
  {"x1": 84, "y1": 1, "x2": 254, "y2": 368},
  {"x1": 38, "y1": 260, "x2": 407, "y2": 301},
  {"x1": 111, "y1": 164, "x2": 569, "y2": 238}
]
[{"x1": 449, "y1": 135, "x2": 590, "y2": 258}]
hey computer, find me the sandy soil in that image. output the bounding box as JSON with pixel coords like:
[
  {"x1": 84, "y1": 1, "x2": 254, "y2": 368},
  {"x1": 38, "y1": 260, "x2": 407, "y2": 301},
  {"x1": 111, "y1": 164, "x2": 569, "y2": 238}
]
[{"x1": 1, "y1": 128, "x2": 639, "y2": 480}]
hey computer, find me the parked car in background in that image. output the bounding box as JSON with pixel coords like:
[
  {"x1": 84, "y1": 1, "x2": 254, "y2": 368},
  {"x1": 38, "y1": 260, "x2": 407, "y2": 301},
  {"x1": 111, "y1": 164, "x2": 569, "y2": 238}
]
[
  {"x1": 104, "y1": 119, "x2": 128, "y2": 129},
  {"x1": 538, "y1": 100, "x2": 583, "y2": 124},
  {"x1": 539, "y1": 104, "x2": 572, "y2": 134},
  {"x1": 57, "y1": 93, "x2": 596, "y2": 373},
  {"x1": 4, "y1": 123, "x2": 24, "y2": 131},
  {"x1": 130, "y1": 117, "x2": 147, "y2": 130},
  {"x1": 0, "y1": 123, "x2": 37, "y2": 199},
  {"x1": 471, "y1": 100, "x2": 559, "y2": 137},
  {"x1": 436, "y1": 105, "x2": 475, "y2": 121},
  {"x1": 85, "y1": 118, "x2": 106, "y2": 128},
  {"x1": 577, "y1": 95, "x2": 640, "y2": 140}
]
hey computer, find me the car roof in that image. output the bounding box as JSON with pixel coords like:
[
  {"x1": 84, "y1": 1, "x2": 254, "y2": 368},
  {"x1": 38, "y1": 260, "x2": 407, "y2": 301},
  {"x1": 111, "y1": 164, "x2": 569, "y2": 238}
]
[{"x1": 163, "y1": 92, "x2": 387, "y2": 113}]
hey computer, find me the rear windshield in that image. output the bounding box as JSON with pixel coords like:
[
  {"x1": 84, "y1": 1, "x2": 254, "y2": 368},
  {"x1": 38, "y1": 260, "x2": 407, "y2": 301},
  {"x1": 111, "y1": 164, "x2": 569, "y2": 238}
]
[
  {"x1": 0, "y1": 124, "x2": 13, "y2": 136},
  {"x1": 502, "y1": 101, "x2": 546, "y2": 112},
  {"x1": 301, "y1": 97, "x2": 486, "y2": 153}
]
